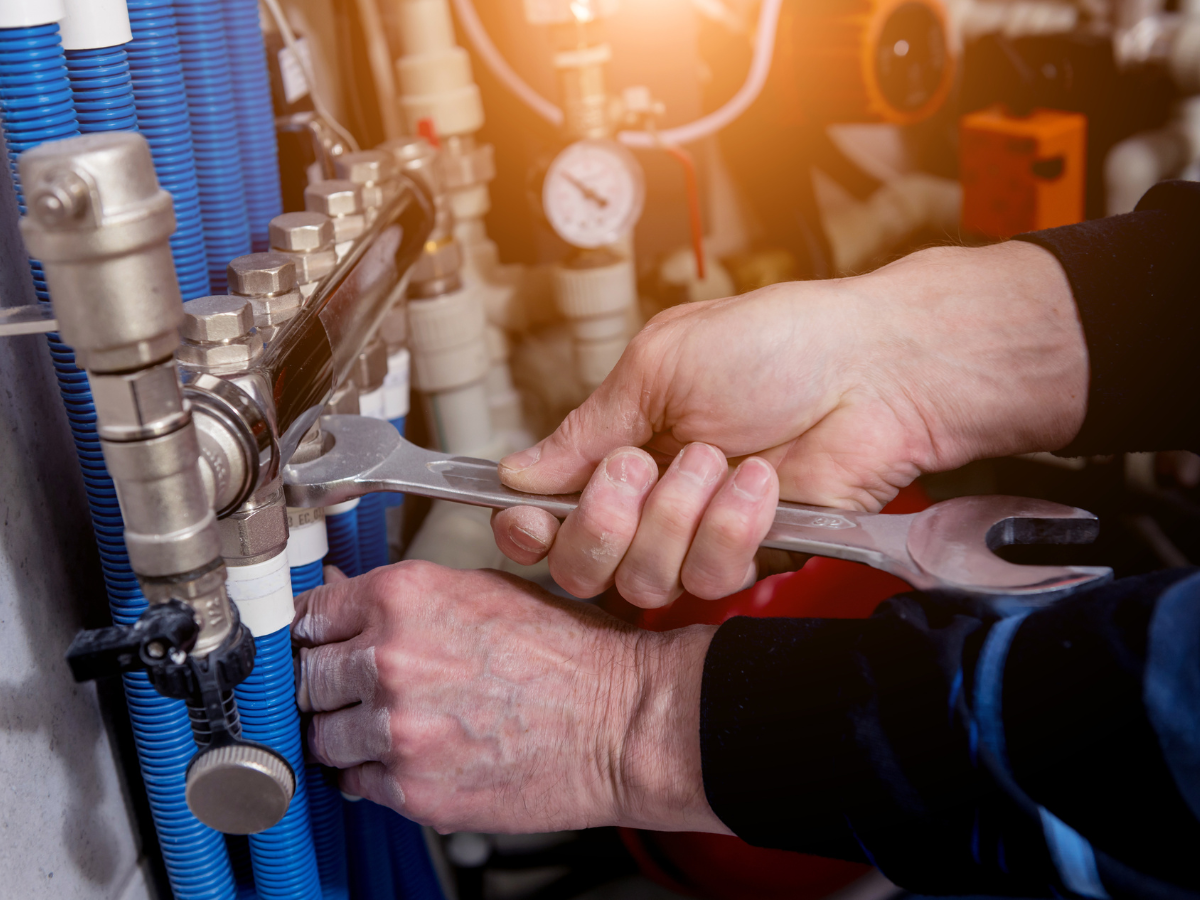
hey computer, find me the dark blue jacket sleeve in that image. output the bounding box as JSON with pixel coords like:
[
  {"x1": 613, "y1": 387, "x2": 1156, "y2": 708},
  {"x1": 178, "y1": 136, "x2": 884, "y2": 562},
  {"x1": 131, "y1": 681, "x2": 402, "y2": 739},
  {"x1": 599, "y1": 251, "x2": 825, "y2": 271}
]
[{"x1": 699, "y1": 181, "x2": 1200, "y2": 898}]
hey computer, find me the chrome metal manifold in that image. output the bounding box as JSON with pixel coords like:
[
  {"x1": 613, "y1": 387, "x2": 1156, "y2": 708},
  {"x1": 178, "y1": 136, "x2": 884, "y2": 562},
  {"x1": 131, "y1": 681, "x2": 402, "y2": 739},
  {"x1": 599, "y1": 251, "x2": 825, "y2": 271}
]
[{"x1": 21, "y1": 131, "x2": 434, "y2": 834}]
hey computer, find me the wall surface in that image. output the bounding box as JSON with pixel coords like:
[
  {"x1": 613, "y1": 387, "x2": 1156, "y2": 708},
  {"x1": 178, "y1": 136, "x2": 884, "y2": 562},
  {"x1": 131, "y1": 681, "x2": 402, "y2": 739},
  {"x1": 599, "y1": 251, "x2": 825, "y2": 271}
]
[{"x1": 0, "y1": 139, "x2": 154, "y2": 899}]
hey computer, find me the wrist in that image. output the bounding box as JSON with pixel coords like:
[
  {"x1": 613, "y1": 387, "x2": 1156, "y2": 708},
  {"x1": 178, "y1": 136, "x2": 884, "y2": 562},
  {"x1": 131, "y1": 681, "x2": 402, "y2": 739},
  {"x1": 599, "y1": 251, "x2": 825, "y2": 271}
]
[
  {"x1": 859, "y1": 241, "x2": 1089, "y2": 467},
  {"x1": 612, "y1": 623, "x2": 732, "y2": 834}
]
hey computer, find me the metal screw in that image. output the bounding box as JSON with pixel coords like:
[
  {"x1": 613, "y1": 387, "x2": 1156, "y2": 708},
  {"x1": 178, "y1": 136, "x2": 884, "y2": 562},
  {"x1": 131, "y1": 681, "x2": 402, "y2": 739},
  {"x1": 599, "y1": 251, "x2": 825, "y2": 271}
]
[
  {"x1": 334, "y1": 150, "x2": 393, "y2": 186},
  {"x1": 305, "y1": 180, "x2": 363, "y2": 217},
  {"x1": 33, "y1": 170, "x2": 90, "y2": 225},
  {"x1": 145, "y1": 641, "x2": 166, "y2": 659},
  {"x1": 181, "y1": 296, "x2": 256, "y2": 343},
  {"x1": 269, "y1": 212, "x2": 334, "y2": 253},
  {"x1": 227, "y1": 252, "x2": 299, "y2": 296}
]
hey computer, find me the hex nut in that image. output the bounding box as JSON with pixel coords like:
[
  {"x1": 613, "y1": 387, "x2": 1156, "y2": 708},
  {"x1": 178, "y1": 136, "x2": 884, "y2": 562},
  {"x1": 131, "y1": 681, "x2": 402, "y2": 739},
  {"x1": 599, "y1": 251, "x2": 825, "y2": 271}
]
[
  {"x1": 269, "y1": 212, "x2": 334, "y2": 252},
  {"x1": 89, "y1": 359, "x2": 187, "y2": 442},
  {"x1": 360, "y1": 183, "x2": 384, "y2": 210},
  {"x1": 176, "y1": 337, "x2": 264, "y2": 371},
  {"x1": 228, "y1": 252, "x2": 298, "y2": 296},
  {"x1": 248, "y1": 289, "x2": 303, "y2": 327},
  {"x1": 305, "y1": 179, "x2": 362, "y2": 217},
  {"x1": 181, "y1": 296, "x2": 255, "y2": 342},
  {"x1": 283, "y1": 247, "x2": 338, "y2": 284},
  {"x1": 218, "y1": 499, "x2": 289, "y2": 561},
  {"x1": 441, "y1": 142, "x2": 494, "y2": 191},
  {"x1": 330, "y1": 212, "x2": 366, "y2": 244},
  {"x1": 352, "y1": 339, "x2": 388, "y2": 391},
  {"x1": 334, "y1": 150, "x2": 393, "y2": 186}
]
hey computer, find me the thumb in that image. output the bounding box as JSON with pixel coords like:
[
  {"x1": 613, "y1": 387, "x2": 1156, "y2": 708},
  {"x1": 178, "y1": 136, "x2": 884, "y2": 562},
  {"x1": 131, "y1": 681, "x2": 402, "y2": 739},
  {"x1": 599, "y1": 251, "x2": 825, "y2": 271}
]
[{"x1": 499, "y1": 376, "x2": 654, "y2": 494}]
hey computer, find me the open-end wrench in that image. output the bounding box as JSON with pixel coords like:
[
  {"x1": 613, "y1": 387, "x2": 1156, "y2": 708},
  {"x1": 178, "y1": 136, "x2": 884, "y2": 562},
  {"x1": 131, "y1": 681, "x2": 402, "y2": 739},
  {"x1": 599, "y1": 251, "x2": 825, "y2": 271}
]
[{"x1": 283, "y1": 415, "x2": 1113, "y2": 601}]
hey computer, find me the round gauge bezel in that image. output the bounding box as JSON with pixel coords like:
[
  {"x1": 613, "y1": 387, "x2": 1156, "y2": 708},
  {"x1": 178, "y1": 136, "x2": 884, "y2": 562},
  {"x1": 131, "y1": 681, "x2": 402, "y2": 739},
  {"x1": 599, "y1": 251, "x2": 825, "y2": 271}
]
[{"x1": 542, "y1": 138, "x2": 646, "y2": 248}]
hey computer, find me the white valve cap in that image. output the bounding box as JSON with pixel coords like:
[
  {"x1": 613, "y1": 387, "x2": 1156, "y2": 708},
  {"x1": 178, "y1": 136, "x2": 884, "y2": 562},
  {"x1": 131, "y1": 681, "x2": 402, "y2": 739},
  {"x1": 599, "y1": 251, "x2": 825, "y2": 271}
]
[
  {"x1": 0, "y1": 0, "x2": 65, "y2": 28},
  {"x1": 554, "y1": 258, "x2": 638, "y2": 320},
  {"x1": 60, "y1": 0, "x2": 131, "y2": 48}
]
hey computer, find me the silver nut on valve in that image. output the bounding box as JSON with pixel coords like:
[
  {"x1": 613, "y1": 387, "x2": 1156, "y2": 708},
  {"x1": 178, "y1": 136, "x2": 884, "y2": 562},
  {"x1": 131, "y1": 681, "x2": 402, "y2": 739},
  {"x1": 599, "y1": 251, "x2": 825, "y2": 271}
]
[
  {"x1": 305, "y1": 180, "x2": 366, "y2": 245},
  {"x1": 269, "y1": 212, "x2": 337, "y2": 287},
  {"x1": 177, "y1": 296, "x2": 264, "y2": 373},
  {"x1": 334, "y1": 150, "x2": 395, "y2": 219},
  {"x1": 227, "y1": 252, "x2": 304, "y2": 328}
]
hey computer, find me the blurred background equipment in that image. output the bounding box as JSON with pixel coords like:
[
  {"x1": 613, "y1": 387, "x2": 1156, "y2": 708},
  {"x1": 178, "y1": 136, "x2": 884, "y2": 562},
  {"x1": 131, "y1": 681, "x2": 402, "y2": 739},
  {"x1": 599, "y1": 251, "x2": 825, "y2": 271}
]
[{"x1": 0, "y1": 0, "x2": 1197, "y2": 898}]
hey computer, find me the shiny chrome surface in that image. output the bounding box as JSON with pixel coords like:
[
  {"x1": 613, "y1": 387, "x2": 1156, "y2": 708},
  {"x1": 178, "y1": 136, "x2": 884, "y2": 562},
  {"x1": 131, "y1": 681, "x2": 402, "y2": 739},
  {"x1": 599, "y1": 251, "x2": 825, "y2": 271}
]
[{"x1": 285, "y1": 415, "x2": 1113, "y2": 601}]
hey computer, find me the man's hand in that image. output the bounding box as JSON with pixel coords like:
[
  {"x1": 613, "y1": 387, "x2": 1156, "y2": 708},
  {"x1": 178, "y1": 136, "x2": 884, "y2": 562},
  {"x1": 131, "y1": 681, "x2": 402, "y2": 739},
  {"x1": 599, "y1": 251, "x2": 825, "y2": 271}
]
[
  {"x1": 493, "y1": 241, "x2": 1089, "y2": 608},
  {"x1": 293, "y1": 563, "x2": 726, "y2": 835}
]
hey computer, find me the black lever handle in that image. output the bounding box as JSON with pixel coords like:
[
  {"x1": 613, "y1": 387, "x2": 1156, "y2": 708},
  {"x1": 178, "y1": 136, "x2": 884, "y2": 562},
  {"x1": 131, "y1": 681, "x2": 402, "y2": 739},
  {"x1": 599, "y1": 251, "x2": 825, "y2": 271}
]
[{"x1": 66, "y1": 599, "x2": 199, "y2": 683}]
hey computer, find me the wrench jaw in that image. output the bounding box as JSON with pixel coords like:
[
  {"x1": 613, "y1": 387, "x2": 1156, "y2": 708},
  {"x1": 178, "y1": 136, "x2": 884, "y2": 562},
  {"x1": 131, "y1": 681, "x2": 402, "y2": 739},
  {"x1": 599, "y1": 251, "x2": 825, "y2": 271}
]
[{"x1": 905, "y1": 495, "x2": 1113, "y2": 602}]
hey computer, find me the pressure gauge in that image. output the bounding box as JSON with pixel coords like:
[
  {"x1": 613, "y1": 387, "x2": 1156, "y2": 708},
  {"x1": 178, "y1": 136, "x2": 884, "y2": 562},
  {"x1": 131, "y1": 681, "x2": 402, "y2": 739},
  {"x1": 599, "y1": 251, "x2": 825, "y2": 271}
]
[{"x1": 542, "y1": 139, "x2": 645, "y2": 249}]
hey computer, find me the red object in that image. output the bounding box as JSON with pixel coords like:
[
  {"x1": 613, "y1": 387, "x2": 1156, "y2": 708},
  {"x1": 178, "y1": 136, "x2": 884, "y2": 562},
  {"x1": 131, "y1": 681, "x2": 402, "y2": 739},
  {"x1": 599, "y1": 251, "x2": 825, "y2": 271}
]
[
  {"x1": 661, "y1": 144, "x2": 706, "y2": 280},
  {"x1": 607, "y1": 483, "x2": 931, "y2": 900},
  {"x1": 416, "y1": 116, "x2": 441, "y2": 149}
]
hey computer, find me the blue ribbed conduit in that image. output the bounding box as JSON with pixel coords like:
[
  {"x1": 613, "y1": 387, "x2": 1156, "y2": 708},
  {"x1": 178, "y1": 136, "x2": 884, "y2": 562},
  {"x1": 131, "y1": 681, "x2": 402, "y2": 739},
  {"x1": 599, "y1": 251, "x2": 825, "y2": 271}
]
[
  {"x1": 221, "y1": 0, "x2": 281, "y2": 252},
  {"x1": 289, "y1": 558, "x2": 352, "y2": 900},
  {"x1": 0, "y1": 21, "x2": 238, "y2": 900},
  {"x1": 387, "y1": 811, "x2": 447, "y2": 900},
  {"x1": 326, "y1": 503, "x2": 364, "y2": 578},
  {"x1": 126, "y1": 0, "x2": 211, "y2": 301},
  {"x1": 345, "y1": 798, "x2": 396, "y2": 900},
  {"x1": 173, "y1": 0, "x2": 251, "y2": 292},
  {"x1": 234, "y1": 622, "x2": 323, "y2": 900},
  {"x1": 64, "y1": 46, "x2": 138, "y2": 132},
  {"x1": 357, "y1": 492, "x2": 390, "y2": 572}
]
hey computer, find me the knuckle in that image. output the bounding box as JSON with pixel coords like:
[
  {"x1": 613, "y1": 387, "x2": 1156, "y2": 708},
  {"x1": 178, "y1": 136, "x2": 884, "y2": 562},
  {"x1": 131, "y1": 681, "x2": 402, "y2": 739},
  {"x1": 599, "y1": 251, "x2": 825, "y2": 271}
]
[{"x1": 615, "y1": 565, "x2": 675, "y2": 608}]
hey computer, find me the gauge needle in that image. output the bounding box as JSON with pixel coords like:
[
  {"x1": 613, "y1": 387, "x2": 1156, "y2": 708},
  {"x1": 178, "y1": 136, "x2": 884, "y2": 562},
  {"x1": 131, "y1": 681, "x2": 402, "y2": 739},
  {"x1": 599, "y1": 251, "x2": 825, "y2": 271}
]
[{"x1": 563, "y1": 172, "x2": 609, "y2": 208}]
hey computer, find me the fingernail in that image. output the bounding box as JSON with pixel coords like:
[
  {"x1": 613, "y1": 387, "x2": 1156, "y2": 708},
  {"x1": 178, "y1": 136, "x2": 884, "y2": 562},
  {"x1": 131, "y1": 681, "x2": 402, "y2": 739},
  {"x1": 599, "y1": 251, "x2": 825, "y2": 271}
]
[
  {"x1": 500, "y1": 444, "x2": 541, "y2": 472},
  {"x1": 678, "y1": 443, "x2": 723, "y2": 483},
  {"x1": 605, "y1": 450, "x2": 655, "y2": 494},
  {"x1": 731, "y1": 458, "x2": 772, "y2": 499},
  {"x1": 510, "y1": 525, "x2": 547, "y2": 553}
]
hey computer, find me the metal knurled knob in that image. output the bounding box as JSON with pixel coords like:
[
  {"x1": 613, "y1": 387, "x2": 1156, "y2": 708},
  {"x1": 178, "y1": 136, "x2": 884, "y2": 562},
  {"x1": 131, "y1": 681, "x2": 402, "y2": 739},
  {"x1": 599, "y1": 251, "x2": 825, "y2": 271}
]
[{"x1": 186, "y1": 742, "x2": 295, "y2": 835}]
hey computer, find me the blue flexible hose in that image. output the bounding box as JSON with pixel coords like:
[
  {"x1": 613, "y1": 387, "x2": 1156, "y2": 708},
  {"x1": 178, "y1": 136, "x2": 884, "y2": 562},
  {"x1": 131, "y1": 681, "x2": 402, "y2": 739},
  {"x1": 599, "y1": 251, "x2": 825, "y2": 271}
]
[
  {"x1": 345, "y1": 799, "x2": 396, "y2": 900},
  {"x1": 0, "y1": 23, "x2": 237, "y2": 900},
  {"x1": 291, "y1": 558, "x2": 325, "y2": 594},
  {"x1": 234, "y1": 625, "x2": 323, "y2": 900},
  {"x1": 64, "y1": 46, "x2": 138, "y2": 132},
  {"x1": 221, "y1": 0, "x2": 282, "y2": 252},
  {"x1": 326, "y1": 507, "x2": 364, "y2": 578},
  {"x1": 289, "y1": 560, "x2": 352, "y2": 900},
  {"x1": 126, "y1": 0, "x2": 210, "y2": 300},
  {"x1": 386, "y1": 812, "x2": 447, "y2": 900},
  {"x1": 357, "y1": 492, "x2": 390, "y2": 572},
  {"x1": 307, "y1": 765, "x2": 351, "y2": 900},
  {"x1": 225, "y1": 834, "x2": 256, "y2": 899},
  {"x1": 173, "y1": 0, "x2": 251, "y2": 292}
]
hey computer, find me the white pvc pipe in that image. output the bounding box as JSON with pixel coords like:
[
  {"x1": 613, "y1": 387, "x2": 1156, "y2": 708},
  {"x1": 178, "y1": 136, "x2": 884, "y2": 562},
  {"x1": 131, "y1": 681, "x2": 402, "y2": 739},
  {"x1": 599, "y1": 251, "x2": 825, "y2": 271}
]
[
  {"x1": 354, "y1": 0, "x2": 404, "y2": 140},
  {"x1": 0, "y1": 0, "x2": 65, "y2": 29},
  {"x1": 449, "y1": 0, "x2": 784, "y2": 146},
  {"x1": 60, "y1": 0, "x2": 131, "y2": 50}
]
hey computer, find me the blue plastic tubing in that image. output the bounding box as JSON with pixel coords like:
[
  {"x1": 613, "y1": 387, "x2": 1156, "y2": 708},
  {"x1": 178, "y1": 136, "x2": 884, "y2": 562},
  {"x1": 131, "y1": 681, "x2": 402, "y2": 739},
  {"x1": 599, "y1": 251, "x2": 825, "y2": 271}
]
[
  {"x1": 289, "y1": 560, "x2": 352, "y2": 900},
  {"x1": 357, "y1": 492, "x2": 390, "y2": 572},
  {"x1": 173, "y1": 0, "x2": 251, "y2": 292},
  {"x1": 221, "y1": 0, "x2": 281, "y2": 252},
  {"x1": 64, "y1": 46, "x2": 137, "y2": 132},
  {"x1": 345, "y1": 799, "x2": 396, "y2": 900},
  {"x1": 326, "y1": 506, "x2": 364, "y2": 578},
  {"x1": 126, "y1": 0, "x2": 211, "y2": 301},
  {"x1": 387, "y1": 811, "x2": 448, "y2": 900},
  {"x1": 233, "y1": 621, "x2": 323, "y2": 900},
  {"x1": 0, "y1": 22, "x2": 238, "y2": 900}
]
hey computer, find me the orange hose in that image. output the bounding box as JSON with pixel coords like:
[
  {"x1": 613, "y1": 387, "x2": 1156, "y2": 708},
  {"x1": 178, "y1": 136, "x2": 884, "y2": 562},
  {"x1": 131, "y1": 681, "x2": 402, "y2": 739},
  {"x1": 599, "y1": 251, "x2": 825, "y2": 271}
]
[{"x1": 661, "y1": 144, "x2": 706, "y2": 280}]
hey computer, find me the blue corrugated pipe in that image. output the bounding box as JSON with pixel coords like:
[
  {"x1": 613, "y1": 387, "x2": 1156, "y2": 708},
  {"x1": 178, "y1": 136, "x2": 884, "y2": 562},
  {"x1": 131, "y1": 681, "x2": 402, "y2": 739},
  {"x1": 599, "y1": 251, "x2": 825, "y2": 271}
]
[
  {"x1": 221, "y1": 0, "x2": 281, "y2": 252},
  {"x1": 387, "y1": 812, "x2": 448, "y2": 900},
  {"x1": 126, "y1": 0, "x2": 211, "y2": 300},
  {"x1": 65, "y1": 46, "x2": 138, "y2": 132},
  {"x1": 234, "y1": 620, "x2": 323, "y2": 899},
  {"x1": 345, "y1": 797, "x2": 396, "y2": 900},
  {"x1": 326, "y1": 501, "x2": 364, "y2": 578},
  {"x1": 357, "y1": 492, "x2": 390, "y2": 572},
  {"x1": 173, "y1": 0, "x2": 251, "y2": 292},
  {"x1": 290, "y1": 520, "x2": 352, "y2": 900},
  {"x1": 0, "y1": 20, "x2": 237, "y2": 900}
]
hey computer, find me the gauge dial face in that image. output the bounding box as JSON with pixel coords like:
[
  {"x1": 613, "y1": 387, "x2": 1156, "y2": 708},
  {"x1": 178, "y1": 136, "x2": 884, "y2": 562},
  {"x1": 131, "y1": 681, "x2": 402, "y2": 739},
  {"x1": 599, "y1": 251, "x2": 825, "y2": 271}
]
[{"x1": 543, "y1": 139, "x2": 645, "y2": 248}]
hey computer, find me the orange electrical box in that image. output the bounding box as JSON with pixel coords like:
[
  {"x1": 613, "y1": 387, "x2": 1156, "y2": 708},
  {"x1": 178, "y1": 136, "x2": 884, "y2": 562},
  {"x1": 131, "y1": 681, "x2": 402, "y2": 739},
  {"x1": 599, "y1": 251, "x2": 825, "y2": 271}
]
[{"x1": 960, "y1": 106, "x2": 1087, "y2": 238}]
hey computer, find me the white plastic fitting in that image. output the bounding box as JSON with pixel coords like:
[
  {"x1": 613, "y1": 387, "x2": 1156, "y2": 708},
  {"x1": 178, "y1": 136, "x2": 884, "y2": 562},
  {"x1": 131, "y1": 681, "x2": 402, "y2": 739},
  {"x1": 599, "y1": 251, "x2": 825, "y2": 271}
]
[
  {"x1": 407, "y1": 287, "x2": 489, "y2": 392},
  {"x1": 394, "y1": 0, "x2": 484, "y2": 136},
  {"x1": 225, "y1": 552, "x2": 295, "y2": 638},
  {"x1": 60, "y1": 0, "x2": 131, "y2": 50},
  {"x1": 0, "y1": 0, "x2": 64, "y2": 28},
  {"x1": 286, "y1": 507, "x2": 329, "y2": 567},
  {"x1": 553, "y1": 257, "x2": 637, "y2": 388},
  {"x1": 385, "y1": 347, "x2": 411, "y2": 422}
]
